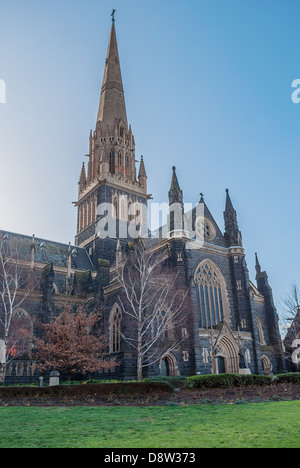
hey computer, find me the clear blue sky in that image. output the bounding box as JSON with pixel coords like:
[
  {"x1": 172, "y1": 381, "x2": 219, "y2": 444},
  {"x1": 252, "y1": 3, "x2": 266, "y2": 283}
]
[{"x1": 0, "y1": 0, "x2": 300, "y2": 311}]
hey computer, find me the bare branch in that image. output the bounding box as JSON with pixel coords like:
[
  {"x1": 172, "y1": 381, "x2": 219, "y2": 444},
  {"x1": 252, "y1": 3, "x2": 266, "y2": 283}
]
[
  {"x1": 0, "y1": 236, "x2": 39, "y2": 381},
  {"x1": 114, "y1": 242, "x2": 188, "y2": 380}
]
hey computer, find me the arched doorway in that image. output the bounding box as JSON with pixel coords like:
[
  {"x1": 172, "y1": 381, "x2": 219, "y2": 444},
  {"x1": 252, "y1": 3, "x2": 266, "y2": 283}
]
[
  {"x1": 160, "y1": 354, "x2": 179, "y2": 377},
  {"x1": 160, "y1": 358, "x2": 170, "y2": 377},
  {"x1": 217, "y1": 356, "x2": 226, "y2": 374},
  {"x1": 213, "y1": 331, "x2": 240, "y2": 374}
]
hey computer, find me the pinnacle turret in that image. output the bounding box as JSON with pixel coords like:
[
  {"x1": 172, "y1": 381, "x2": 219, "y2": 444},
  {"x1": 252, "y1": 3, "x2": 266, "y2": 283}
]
[
  {"x1": 224, "y1": 189, "x2": 242, "y2": 247},
  {"x1": 255, "y1": 252, "x2": 262, "y2": 277},
  {"x1": 169, "y1": 166, "x2": 183, "y2": 205},
  {"x1": 169, "y1": 167, "x2": 184, "y2": 233},
  {"x1": 78, "y1": 163, "x2": 87, "y2": 194},
  {"x1": 138, "y1": 156, "x2": 147, "y2": 190}
]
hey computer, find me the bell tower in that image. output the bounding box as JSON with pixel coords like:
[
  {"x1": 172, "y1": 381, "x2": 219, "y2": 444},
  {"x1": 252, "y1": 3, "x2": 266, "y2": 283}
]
[{"x1": 75, "y1": 13, "x2": 149, "y2": 251}]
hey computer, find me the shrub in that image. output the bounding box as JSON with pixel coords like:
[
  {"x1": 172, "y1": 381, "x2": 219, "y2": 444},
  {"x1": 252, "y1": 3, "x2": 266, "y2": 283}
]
[
  {"x1": 185, "y1": 373, "x2": 274, "y2": 390},
  {"x1": 275, "y1": 373, "x2": 300, "y2": 384},
  {"x1": 143, "y1": 376, "x2": 187, "y2": 382},
  {"x1": 0, "y1": 381, "x2": 173, "y2": 399}
]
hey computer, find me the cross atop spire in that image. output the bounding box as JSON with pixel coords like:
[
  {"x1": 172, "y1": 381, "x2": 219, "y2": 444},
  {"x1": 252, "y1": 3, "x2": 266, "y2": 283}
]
[{"x1": 111, "y1": 9, "x2": 116, "y2": 23}]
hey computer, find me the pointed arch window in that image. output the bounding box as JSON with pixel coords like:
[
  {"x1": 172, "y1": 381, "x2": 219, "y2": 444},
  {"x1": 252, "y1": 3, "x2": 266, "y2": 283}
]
[
  {"x1": 117, "y1": 152, "x2": 122, "y2": 174},
  {"x1": 152, "y1": 309, "x2": 172, "y2": 339},
  {"x1": 261, "y1": 355, "x2": 272, "y2": 375},
  {"x1": 256, "y1": 315, "x2": 266, "y2": 345},
  {"x1": 194, "y1": 260, "x2": 229, "y2": 329},
  {"x1": 109, "y1": 306, "x2": 122, "y2": 354},
  {"x1": 120, "y1": 198, "x2": 127, "y2": 220},
  {"x1": 113, "y1": 197, "x2": 119, "y2": 219},
  {"x1": 125, "y1": 154, "x2": 130, "y2": 177},
  {"x1": 109, "y1": 151, "x2": 115, "y2": 174}
]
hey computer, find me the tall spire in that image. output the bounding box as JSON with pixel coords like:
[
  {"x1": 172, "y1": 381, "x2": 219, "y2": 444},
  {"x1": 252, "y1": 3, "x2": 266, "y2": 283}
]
[
  {"x1": 97, "y1": 15, "x2": 128, "y2": 132},
  {"x1": 75, "y1": 12, "x2": 149, "y2": 246}
]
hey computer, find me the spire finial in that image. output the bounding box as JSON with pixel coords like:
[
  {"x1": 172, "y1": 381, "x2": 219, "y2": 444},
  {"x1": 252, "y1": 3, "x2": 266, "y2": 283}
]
[{"x1": 111, "y1": 9, "x2": 116, "y2": 23}]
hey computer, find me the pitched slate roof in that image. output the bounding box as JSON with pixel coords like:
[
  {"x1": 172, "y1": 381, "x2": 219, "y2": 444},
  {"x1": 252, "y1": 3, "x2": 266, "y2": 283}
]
[{"x1": 0, "y1": 230, "x2": 95, "y2": 272}]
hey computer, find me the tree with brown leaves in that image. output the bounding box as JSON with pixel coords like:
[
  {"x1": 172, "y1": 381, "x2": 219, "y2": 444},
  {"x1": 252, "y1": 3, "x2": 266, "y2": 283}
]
[{"x1": 34, "y1": 306, "x2": 116, "y2": 381}]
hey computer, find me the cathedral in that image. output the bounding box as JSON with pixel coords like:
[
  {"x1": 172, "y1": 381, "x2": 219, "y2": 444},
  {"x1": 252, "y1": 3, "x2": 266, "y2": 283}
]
[{"x1": 0, "y1": 16, "x2": 286, "y2": 383}]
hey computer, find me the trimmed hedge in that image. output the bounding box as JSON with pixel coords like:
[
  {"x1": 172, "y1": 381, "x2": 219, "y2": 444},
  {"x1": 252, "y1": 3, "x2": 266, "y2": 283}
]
[
  {"x1": 186, "y1": 373, "x2": 300, "y2": 389},
  {"x1": 185, "y1": 374, "x2": 274, "y2": 389},
  {"x1": 276, "y1": 373, "x2": 300, "y2": 385},
  {"x1": 0, "y1": 381, "x2": 173, "y2": 399}
]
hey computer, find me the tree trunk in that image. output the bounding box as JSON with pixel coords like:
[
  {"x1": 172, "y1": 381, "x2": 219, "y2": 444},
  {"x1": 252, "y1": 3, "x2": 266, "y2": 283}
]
[
  {"x1": 137, "y1": 354, "x2": 143, "y2": 381},
  {"x1": 137, "y1": 326, "x2": 143, "y2": 381}
]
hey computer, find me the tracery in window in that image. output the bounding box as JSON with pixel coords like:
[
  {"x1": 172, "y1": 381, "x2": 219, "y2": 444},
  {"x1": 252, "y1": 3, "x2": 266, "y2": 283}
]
[
  {"x1": 195, "y1": 217, "x2": 216, "y2": 242},
  {"x1": 152, "y1": 309, "x2": 171, "y2": 339},
  {"x1": 194, "y1": 260, "x2": 229, "y2": 329}
]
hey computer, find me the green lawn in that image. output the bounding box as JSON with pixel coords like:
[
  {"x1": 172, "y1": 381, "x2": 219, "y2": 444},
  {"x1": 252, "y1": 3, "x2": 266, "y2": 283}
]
[{"x1": 0, "y1": 401, "x2": 299, "y2": 448}]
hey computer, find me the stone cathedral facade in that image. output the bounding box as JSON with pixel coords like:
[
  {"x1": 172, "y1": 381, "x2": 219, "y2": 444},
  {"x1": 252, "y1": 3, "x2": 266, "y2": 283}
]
[{"x1": 0, "y1": 18, "x2": 286, "y2": 383}]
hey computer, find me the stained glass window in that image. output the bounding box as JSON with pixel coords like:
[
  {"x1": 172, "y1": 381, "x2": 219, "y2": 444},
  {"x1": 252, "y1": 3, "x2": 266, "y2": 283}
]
[{"x1": 195, "y1": 261, "x2": 226, "y2": 329}]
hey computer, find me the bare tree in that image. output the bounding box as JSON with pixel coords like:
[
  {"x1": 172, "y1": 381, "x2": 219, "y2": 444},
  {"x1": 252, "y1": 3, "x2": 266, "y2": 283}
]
[
  {"x1": 281, "y1": 283, "x2": 300, "y2": 370},
  {"x1": 116, "y1": 241, "x2": 188, "y2": 381},
  {"x1": 0, "y1": 235, "x2": 38, "y2": 382}
]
